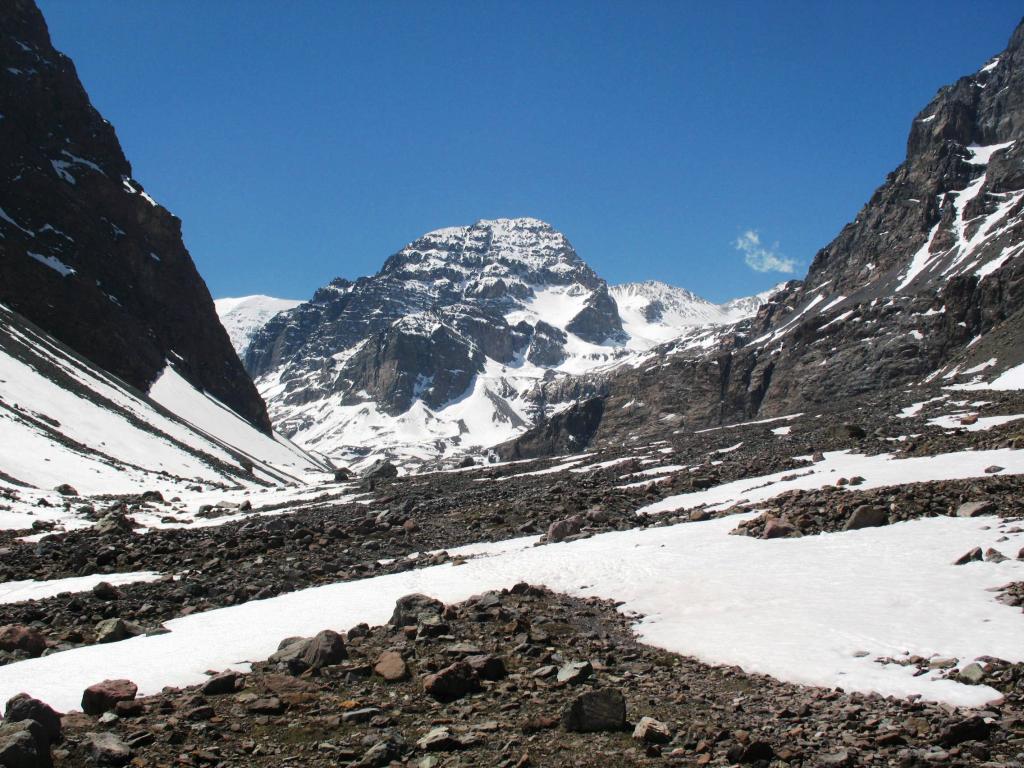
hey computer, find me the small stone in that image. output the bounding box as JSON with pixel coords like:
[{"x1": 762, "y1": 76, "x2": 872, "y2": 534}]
[
  {"x1": 91, "y1": 581, "x2": 120, "y2": 600},
  {"x1": 561, "y1": 688, "x2": 626, "y2": 732},
  {"x1": 632, "y1": 716, "x2": 671, "y2": 744},
  {"x1": 953, "y1": 547, "x2": 983, "y2": 565},
  {"x1": 726, "y1": 740, "x2": 775, "y2": 764},
  {"x1": 556, "y1": 661, "x2": 592, "y2": 686},
  {"x1": 416, "y1": 726, "x2": 464, "y2": 752},
  {"x1": 958, "y1": 662, "x2": 985, "y2": 685},
  {"x1": 374, "y1": 650, "x2": 409, "y2": 682},
  {"x1": 984, "y1": 465, "x2": 1004, "y2": 474},
  {"x1": 984, "y1": 547, "x2": 1008, "y2": 563}
]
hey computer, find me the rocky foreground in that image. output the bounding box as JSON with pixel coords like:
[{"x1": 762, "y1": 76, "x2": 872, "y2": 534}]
[
  {"x1": 0, "y1": 387, "x2": 1021, "y2": 766},
  {"x1": 1, "y1": 584, "x2": 1022, "y2": 768}
]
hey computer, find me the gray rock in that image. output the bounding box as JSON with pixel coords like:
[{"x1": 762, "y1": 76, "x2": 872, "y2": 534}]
[
  {"x1": 957, "y1": 501, "x2": 995, "y2": 517},
  {"x1": 556, "y1": 660, "x2": 593, "y2": 686},
  {"x1": 958, "y1": 662, "x2": 985, "y2": 685},
  {"x1": 390, "y1": 594, "x2": 444, "y2": 628},
  {"x1": 632, "y1": 716, "x2": 671, "y2": 744},
  {"x1": 94, "y1": 618, "x2": 143, "y2": 644},
  {"x1": 416, "y1": 727, "x2": 464, "y2": 752},
  {"x1": 0, "y1": 719, "x2": 50, "y2": 768},
  {"x1": 561, "y1": 688, "x2": 626, "y2": 732},
  {"x1": 85, "y1": 732, "x2": 131, "y2": 766},
  {"x1": 843, "y1": 505, "x2": 888, "y2": 530}
]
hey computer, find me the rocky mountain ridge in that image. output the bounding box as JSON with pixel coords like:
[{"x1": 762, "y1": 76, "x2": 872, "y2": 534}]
[
  {"x1": 242, "y1": 219, "x2": 770, "y2": 468},
  {"x1": 0, "y1": 0, "x2": 271, "y2": 433}
]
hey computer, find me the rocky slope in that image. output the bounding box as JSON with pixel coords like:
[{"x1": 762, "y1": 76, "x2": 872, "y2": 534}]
[
  {"x1": 244, "y1": 219, "x2": 767, "y2": 468},
  {"x1": 501, "y1": 17, "x2": 1024, "y2": 457},
  {"x1": 0, "y1": 0, "x2": 271, "y2": 432}
]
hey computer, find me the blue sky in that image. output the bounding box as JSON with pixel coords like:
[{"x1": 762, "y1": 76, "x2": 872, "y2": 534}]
[{"x1": 38, "y1": 1, "x2": 1022, "y2": 302}]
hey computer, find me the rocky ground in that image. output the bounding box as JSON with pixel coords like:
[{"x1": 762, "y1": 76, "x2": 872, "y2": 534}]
[
  {"x1": 1, "y1": 387, "x2": 1023, "y2": 766},
  {"x1": 2, "y1": 586, "x2": 1022, "y2": 768},
  {"x1": 0, "y1": 387, "x2": 1022, "y2": 663}
]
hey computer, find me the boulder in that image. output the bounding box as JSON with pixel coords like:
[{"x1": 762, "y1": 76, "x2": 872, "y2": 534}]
[
  {"x1": 466, "y1": 654, "x2": 507, "y2": 681},
  {"x1": 416, "y1": 726, "x2": 465, "y2": 752},
  {"x1": 81, "y1": 680, "x2": 137, "y2": 716},
  {"x1": 957, "y1": 501, "x2": 995, "y2": 517},
  {"x1": 422, "y1": 661, "x2": 481, "y2": 702},
  {"x1": 3, "y1": 694, "x2": 61, "y2": 745},
  {"x1": 547, "y1": 515, "x2": 584, "y2": 543},
  {"x1": 556, "y1": 660, "x2": 592, "y2": 686},
  {"x1": 94, "y1": 618, "x2": 143, "y2": 644},
  {"x1": 84, "y1": 731, "x2": 131, "y2": 766},
  {"x1": 0, "y1": 626, "x2": 46, "y2": 657},
  {"x1": 374, "y1": 650, "x2": 409, "y2": 682},
  {"x1": 201, "y1": 671, "x2": 244, "y2": 695},
  {"x1": 362, "y1": 459, "x2": 398, "y2": 481},
  {"x1": 561, "y1": 688, "x2": 626, "y2": 732},
  {"x1": 390, "y1": 594, "x2": 444, "y2": 628},
  {"x1": 843, "y1": 505, "x2": 887, "y2": 530},
  {"x1": 0, "y1": 719, "x2": 50, "y2": 768}
]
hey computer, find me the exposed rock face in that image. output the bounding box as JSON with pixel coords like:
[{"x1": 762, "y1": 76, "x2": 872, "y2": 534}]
[{"x1": 0, "y1": 1, "x2": 270, "y2": 432}]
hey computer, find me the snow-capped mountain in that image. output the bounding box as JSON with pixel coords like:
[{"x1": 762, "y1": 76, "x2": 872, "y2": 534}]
[
  {"x1": 609, "y1": 280, "x2": 773, "y2": 346},
  {"x1": 243, "y1": 218, "x2": 768, "y2": 468},
  {"x1": 215, "y1": 295, "x2": 302, "y2": 355}
]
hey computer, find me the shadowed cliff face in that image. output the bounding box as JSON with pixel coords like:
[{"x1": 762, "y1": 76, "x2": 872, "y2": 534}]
[{"x1": 0, "y1": 0, "x2": 271, "y2": 433}]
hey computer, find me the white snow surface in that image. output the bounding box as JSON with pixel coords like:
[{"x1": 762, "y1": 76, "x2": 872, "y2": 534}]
[
  {"x1": 0, "y1": 572, "x2": 161, "y2": 604},
  {"x1": 638, "y1": 448, "x2": 1024, "y2": 515},
  {"x1": 4, "y1": 512, "x2": 1021, "y2": 712},
  {"x1": 213, "y1": 295, "x2": 302, "y2": 355}
]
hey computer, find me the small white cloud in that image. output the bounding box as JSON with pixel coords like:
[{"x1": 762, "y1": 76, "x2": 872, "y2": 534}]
[{"x1": 734, "y1": 230, "x2": 796, "y2": 274}]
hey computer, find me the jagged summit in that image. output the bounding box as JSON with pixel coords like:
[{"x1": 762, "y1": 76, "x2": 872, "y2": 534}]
[{"x1": 242, "y1": 219, "x2": 769, "y2": 467}]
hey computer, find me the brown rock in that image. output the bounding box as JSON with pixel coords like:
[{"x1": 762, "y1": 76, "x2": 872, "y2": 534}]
[
  {"x1": 81, "y1": 680, "x2": 137, "y2": 716},
  {"x1": 374, "y1": 651, "x2": 409, "y2": 682}
]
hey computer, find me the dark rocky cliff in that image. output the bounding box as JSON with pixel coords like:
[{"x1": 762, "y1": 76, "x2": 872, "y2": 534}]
[{"x1": 0, "y1": 0, "x2": 271, "y2": 432}]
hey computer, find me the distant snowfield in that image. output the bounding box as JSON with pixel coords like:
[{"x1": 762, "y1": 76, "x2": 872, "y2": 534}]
[
  {"x1": 0, "y1": 572, "x2": 161, "y2": 604},
  {"x1": 213, "y1": 295, "x2": 302, "y2": 356},
  {"x1": 637, "y1": 448, "x2": 1024, "y2": 516},
  {"x1": 3, "y1": 512, "x2": 1020, "y2": 712}
]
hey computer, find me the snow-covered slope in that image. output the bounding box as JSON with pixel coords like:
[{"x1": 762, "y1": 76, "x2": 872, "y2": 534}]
[
  {"x1": 243, "y1": 219, "x2": 768, "y2": 468},
  {"x1": 214, "y1": 295, "x2": 302, "y2": 356},
  {"x1": 610, "y1": 280, "x2": 772, "y2": 346},
  {"x1": 0, "y1": 302, "x2": 329, "y2": 504}
]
